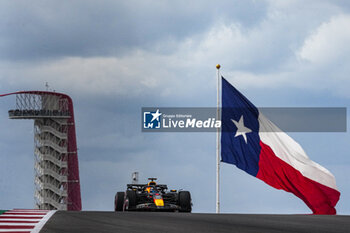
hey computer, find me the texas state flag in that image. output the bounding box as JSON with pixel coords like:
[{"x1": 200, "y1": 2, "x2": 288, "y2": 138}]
[{"x1": 221, "y1": 77, "x2": 340, "y2": 214}]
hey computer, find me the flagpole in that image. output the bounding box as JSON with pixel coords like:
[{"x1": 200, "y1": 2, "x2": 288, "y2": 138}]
[{"x1": 216, "y1": 64, "x2": 221, "y2": 214}]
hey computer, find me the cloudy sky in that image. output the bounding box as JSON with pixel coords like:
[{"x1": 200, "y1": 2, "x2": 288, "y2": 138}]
[{"x1": 0, "y1": 0, "x2": 350, "y2": 214}]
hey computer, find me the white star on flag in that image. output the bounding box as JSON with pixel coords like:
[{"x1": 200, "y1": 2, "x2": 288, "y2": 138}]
[
  {"x1": 231, "y1": 115, "x2": 252, "y2": 143},
  {"x1": 151, "y1": 109, "x2": 162, "y2": 122}
]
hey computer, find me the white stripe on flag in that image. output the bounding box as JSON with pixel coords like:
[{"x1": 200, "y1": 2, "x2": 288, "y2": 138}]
[{"x1": 258, "y1": 113, "x2": 338, "y2": 190}]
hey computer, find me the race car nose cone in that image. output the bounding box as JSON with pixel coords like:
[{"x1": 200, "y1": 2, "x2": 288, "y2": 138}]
[{"x1": 154, "y1": 198, "x2": 164, "y2": 207}]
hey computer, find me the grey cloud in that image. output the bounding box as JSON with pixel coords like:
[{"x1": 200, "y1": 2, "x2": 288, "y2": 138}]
[{"x1": 0, "y1": 0, "x2": 268, "y2": 61}]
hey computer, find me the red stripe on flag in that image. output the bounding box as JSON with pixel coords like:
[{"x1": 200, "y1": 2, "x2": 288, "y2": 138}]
[{"x1": 256, "y1": 141, "x2": 340, "y2": 215}]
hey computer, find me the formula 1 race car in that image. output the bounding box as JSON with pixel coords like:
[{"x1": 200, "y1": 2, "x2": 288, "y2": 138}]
[{"x1": 114, "y1": 178, "x2": 192, "y2": 212}]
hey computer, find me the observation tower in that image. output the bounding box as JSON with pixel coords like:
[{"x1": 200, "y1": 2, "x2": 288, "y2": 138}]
[{"x1": 1, "y1": 91, "x2": 82, "y2": 210}]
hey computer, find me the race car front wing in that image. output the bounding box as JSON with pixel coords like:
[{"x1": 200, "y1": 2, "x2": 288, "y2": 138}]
[{"x1": 133, "y1": 203, "x2": 180, "y2": 211}]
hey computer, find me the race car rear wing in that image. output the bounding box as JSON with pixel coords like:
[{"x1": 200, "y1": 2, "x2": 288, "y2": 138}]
[{"x1": 127, "y1": 184, "x2": 168, "y2": 190}]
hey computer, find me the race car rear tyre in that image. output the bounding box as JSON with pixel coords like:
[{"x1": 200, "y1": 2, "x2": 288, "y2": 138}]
[
  {"x1": 179, "y1": 191, "x2": 192, "y2": 212},
  {"x1": 115, "y1": 192, "x2": 125, "y2": 211},
  {"x1": 126, "y1": 190, "x2": 137, "y2": 210}
]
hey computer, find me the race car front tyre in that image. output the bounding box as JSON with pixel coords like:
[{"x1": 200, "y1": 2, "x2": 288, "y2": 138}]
[
  {"x1": 115, "y1": 192, "x2": 125, "y2": 211},
  {"x1": 126, "y1": 190, "x2": 137, "y2": 210},
  {"x1": 179, "y1": 191, "x2": 192, "y2": 212}
]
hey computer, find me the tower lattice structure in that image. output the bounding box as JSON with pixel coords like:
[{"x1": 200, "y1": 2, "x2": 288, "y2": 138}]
[{"x1": 1, "y1": 91, "x2": 82, "y2": 210}]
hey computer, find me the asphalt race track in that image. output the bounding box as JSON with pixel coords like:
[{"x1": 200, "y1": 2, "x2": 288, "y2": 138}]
[{"x1": 40, "y1": 211, "x2": 350, "y2": 233}]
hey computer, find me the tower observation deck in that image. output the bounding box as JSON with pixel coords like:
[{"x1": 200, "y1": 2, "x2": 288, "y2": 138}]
[{"x1": 1, "y1": 91, "x2": 82, "y2": 211}]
